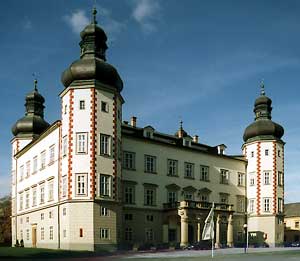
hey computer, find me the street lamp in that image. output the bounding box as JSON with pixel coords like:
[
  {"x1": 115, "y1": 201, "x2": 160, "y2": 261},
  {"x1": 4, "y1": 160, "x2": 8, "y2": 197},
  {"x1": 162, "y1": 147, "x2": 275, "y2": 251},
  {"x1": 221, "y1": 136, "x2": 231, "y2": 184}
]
[{"x1": 243, "y1": 223, "x2": 248, "y2": 253}]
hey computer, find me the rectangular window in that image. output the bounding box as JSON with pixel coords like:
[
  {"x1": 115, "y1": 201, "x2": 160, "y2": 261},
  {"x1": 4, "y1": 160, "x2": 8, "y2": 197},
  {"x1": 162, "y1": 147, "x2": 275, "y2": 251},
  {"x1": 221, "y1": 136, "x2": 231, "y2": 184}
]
[
  {"x1": 100, "y1": 228, "x2": 110, "y2": 239},
  {"x1": 26, "y1": 161, "x2": 30, "y2": 178},
  {"x1": 26, "y1": 216, "x2": 29, "y2": 223},
  {"x1": 184, "y1": 191, "x2": 194, "y2": 200},
  {"x1": 49, "y1": 145, "x2": 55, "y2": 164},
  {"x1": 144, "y1": 188, "x2": 156, "y2": 206},
  {"x1": 101, "y1": 101, "x2": 109, "y2": 112},
  {"x1": 125, "y1": 227, "x2": 132, "y2": 241},
  {"x1": 62, "y1": 176, "x2": 67, "y2": 197},
  {"x1": 49, "y1": 226, "x2": 54, "y2": 240},
  {"x1": 63, "y1": 229, "x2": 67, "y2": 238},
  {"x1": 76, "y1": 133, "x2": 88, "y2": 154},
  {"x1": 220, "y1": 193, "x2": 229, "y2": 204},
  {"x1": 19, "y1": 193, "x2": 23, "y2": 210},
  {"x1": 20, "y1": 165, "x2": 24, "y2": 181},
  {"x1": 145, "y1": 228, "x2": 154, "y2": 241},
  {"x1": 184, "y1": 162, "x2": 194, "y2": 178},
  {"x1": 144, "y1": 155, "x2": 156, "y2": 173},
  {"x1": 199, "y1": 193, "x2": 209, "y2": 202},
  {"x1": 237, "y1": 196, "x2": 245, "y2": 212},
  {"x1": 124, "y1": 186, "x2": 135, "y2": 204},
  {"x1": 278, "y1": 171, "x2": 283, "y2": 186},
  {"x1": 278, "y1": 150, "x2": 281, "y2": 157},
  {"x1": 249, "y1": 199, "x2": 255, "y2": 213},
  {"x1": 167, "y1": 191, "x2": 177, "y2": 203},
  {"x1": 265, "y1": 149, "x2": 269, "y2": 156},
  {"x1": 48, "y1": 181, "x2": 54, "y2": 201},
  {"x1": 146, "y1": 215, "x2": 154, "y2": 222},
  {"x1": 100, "y1": 206, "x2": 109, "y2": 216},
  {"x1": 264, "y1": 172, "x2": 270, "y2": 185},
  {"x1": 25, "y1": 192, "x2": 30, "y2": 209},
  {"x1": 251, "y1": 151, "x2": 254, "y2": 157},
  {"x1": 123, "y1": 151, "x2": 135, "y2": 170},
  {"x1": 167, "y1": 159, "x2": 178, "y2": 176},
  {"x1": 125, "y1": 213, "x2": 133, "y2": 220},
  {"x1": 100, "y1": 174, "x2": 111, "y2": 197},
  {"x1": 238, "y1": 173, "x2": 245, "y2": 186},
  {"x1": 41, "y1": 151, "x2": 46, "y2": 169},
  {"x1": 295, "y1": 222, "x2": 299, "y2": 228},
  {"x1": 80, "y1": 228, "x2": 83, "y2": 237},
  {"x1": 63, "y1": 208, "x2": 66, "y2": 216},
  {"x1": 40, "y1": 185, "x2": 45, "y2": 204},
  {"x1": 278, "y1": 198, "x2": 283, "y2": 213},
  {"x1": 64, "y1": 104, "x2": 67, "y2": 115},
  {"x1": 49, "y1": 211, "x2": 53, "y2": 219},
  {"x1": 79, "y1": 100, "x2": 85, "y2": 110},
  {"x1": 200, "y1": 165, "x2": 209, "y2": 181},
  {"x1": 264, "y1": 198, "x2": 271, "y2": 212},
  {"x1": 100, "y1": 134, "x2": 110, "y2": 155},
  {"x1": 32, "y1": 188, "x2": 37, "y2": 207},
  {"x1": 26, "y1": 229, "x2": 30, "y2": 241},
  {"x1": 41, "y1": 227, "x2": 44, "y2": 240},
  {"x1": 62, "y1": 136, "x2": 67, "y2": 156},
  {"x1": 33, "y1": 156, "x2": 38, "y2": 173},
  {"x1": 41, "y1": 213, "x2": 44, "y2": 220},
  {"x1": 220, "y1": 169, "x2": 229, "y2": 184},
  {"x1": 76, "y1": 174, "x2": 87, "y2": 195}
]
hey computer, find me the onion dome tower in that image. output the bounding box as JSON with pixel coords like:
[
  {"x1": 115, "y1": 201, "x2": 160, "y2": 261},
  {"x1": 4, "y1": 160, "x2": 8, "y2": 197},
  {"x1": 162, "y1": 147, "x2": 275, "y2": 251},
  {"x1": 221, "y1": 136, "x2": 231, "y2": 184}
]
[
  {"x1": 61, "y1": 7, "x2": 123, "y2": 91},
  {"x1": 11, "y1": 79, "x2": 50, "y2": 139},
  {"x1": 242, "y1": 83, "x2": 285, "y2": 247},
  {"x1": 243, "y1": 84, "x2": 284, "y2": 143}
]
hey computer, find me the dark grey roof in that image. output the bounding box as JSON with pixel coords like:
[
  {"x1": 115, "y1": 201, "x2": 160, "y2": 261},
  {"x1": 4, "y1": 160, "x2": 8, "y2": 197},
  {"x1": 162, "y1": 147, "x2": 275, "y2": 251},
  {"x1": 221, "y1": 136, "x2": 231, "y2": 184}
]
[{"x1": 285, "y1": 203, "x2": 300, "y2": 217}]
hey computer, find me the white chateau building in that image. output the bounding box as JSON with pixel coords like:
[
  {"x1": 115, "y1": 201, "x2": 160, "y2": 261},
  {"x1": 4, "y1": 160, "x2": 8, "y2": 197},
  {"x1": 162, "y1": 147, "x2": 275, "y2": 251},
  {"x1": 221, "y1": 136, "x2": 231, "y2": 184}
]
[{"x1": 11, "y1": 9, "x2": 285, "y2": 250}]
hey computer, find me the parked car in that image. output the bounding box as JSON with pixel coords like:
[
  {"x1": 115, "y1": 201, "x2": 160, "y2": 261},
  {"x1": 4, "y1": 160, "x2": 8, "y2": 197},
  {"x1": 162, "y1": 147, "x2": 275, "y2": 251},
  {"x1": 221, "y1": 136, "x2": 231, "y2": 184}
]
[
  {"x1": 291, "y1": 242, "x2": 300, "y2": 247},
  {"x1": 185, "y1": 241, "x2": 211, "y2": 250}
]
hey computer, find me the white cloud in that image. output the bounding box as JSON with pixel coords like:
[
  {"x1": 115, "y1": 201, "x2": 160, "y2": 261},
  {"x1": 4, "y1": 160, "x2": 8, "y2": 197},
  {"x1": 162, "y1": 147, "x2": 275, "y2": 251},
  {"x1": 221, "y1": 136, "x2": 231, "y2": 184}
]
[
  {"x1": 132, "y1": 0, "x2": 161, "y2": 33},
  {"x1": 23, "y1": 17, "x2": 32, "y2": 30},
  {"x1": 64, "y1": 10, "x2": 89, "y2": 34},
  {"x1": 64, "y1": 7, "x2": 125, "y2": 41}
]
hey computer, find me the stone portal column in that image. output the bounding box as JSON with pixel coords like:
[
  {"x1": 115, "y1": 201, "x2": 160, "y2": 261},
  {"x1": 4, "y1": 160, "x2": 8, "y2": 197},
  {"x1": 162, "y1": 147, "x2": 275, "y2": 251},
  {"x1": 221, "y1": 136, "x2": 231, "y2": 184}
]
[
  {"x1": 227, "y1": 214, "x2": 233, "y2": 247},
  {"x1": 215, "y1": 214, "x2": 220, "y2": 248},
  {"x1": 162, "y1": 224, "x2": 169, "y2": 243},
  {"x1": 180, "y1": 217, "x2": 189, "y2": 247},
  {"x1": 197, "y1": 221, "x2": 201, "y2": 242}
]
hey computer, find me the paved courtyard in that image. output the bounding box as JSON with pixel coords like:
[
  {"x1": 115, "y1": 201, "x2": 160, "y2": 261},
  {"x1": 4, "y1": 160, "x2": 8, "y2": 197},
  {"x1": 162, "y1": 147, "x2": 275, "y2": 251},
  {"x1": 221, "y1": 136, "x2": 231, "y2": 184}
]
[{"x1": 120, "y1": 247, "x2": 300, "y2": 261}]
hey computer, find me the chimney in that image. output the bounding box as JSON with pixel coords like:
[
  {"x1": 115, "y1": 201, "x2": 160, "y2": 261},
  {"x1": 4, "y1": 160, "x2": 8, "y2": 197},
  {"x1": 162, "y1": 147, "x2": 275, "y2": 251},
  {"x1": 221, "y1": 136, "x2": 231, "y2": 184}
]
[
  {"x1": 193, "y1": 135, "x2": 199, "y2": 143},
  {"x1": 123, "y1": 121, "x2": 129, "y2": 125},
  {"x1": 130, "y1": 116, "x2": 137, "y2": 127}
]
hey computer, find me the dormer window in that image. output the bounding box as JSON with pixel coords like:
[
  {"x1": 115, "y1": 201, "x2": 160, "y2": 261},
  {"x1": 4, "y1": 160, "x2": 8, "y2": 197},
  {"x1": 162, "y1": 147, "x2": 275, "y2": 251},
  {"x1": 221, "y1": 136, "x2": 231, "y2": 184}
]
[
  {"x1": 183, "y1": 138, "x2": 191, "y2": 147},
  {"x1": 143, "y1": 126, "x2": 154, "y2": 139},
  {"x1": 101, "y1": 101, "x2": 109, "y2": 113}
]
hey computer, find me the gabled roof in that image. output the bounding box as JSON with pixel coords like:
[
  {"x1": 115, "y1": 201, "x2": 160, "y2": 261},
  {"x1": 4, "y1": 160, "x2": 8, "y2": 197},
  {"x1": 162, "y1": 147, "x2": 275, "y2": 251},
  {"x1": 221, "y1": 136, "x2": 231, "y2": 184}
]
[{"x1": 285, "y1": 203, "x2": 300, "y2": 217}]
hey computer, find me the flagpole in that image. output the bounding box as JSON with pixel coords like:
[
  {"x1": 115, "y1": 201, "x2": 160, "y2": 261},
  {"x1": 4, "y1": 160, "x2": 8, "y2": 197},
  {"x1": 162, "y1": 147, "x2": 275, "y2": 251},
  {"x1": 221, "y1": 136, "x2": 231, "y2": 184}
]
[{"x1": 212, "y1": 202, "x2": 214, "y2": 259}]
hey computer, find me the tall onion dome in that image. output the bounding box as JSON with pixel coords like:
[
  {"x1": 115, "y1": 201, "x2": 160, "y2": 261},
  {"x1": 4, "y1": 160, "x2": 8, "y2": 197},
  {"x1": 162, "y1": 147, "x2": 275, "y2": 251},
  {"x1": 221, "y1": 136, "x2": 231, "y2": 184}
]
[
  {"x1": 12, "y1": 79, "x2": 50, "y2": 138},
  {"x1": 61, "y1": 7, "x2": 123, "y2": 91},
  {"x1": 243, "y1": 83, "x2": 284, "y2": 143}
]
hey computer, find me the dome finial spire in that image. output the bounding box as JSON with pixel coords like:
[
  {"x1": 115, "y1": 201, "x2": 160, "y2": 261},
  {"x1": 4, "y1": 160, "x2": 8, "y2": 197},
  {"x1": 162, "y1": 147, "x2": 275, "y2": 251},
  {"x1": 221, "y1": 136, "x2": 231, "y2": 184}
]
[
  {"x1": 260, "y1": 79, "x2": 265, "y2": 96},
  {"x1": 32, "y1": 73, "x2": 38, "y2": 91},
  {"x1": 92, "y1": 4, "x2": 97, "y2": 24}
]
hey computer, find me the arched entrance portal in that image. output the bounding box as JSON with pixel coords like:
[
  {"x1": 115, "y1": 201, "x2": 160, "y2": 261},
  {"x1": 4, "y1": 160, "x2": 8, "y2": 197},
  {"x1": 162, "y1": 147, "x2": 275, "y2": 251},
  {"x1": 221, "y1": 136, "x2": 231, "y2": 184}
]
[{"x1": 188, "y1": 224, "x2": 194, "y2": 244}]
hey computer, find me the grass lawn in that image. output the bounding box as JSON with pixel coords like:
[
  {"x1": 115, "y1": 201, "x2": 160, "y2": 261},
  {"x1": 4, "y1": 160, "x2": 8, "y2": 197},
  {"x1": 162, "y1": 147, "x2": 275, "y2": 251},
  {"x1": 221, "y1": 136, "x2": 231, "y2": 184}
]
[{"x1": 0, "y1": 246, "x2": 111, "y2": 259}]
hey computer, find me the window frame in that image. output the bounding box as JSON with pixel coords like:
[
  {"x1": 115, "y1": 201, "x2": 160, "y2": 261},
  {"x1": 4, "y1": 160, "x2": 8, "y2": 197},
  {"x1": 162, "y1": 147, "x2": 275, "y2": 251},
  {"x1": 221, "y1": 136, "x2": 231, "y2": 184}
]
[
  {"x1": 200, "y1": 165, "x2": 209, "y2": 181},
  {"x1": 167, "y1": 159, "x2": 178, "y2": 176},
  {"x1": 100, "y1": 134, "x2": 111, "y2": 156},
  {"x1": 76, "y1": 132, "x2": 88, "y2": 154},
  {"x1": 76, "y1": 173, "x2": 88, "y2": 196},
  {"x1": 100, "y1": 174, "x2": 111, "y2": 197},
  {"x1": 144, "y1": 155, "x2": 157, "y2": 174},
  {"x1": 123, "y1": 151, "x2": 136, "y2": 170}
]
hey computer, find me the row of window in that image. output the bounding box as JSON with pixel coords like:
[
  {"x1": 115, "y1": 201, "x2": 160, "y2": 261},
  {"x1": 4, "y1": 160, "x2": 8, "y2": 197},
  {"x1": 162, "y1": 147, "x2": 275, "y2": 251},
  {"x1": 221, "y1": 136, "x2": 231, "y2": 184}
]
[
  {"x1": 248, "y1": 198, "x2": 283, "y2": 213},
  {"x1": 123, "y1": 151, "x2": 245, "y2": 185},
  {"x1": 125, "y1": 227, "x2": 154, "y2": 241},
  {"x1": 16, "y1": 145, "x2": 56, "y2": 183},
  {"x1": 19, "y1": 179, "x2": 54, "y2": 211},
  {"x1": 249, "y1": 171, "x2": 283, "y2": 186},
  {"x1": 64, "y1": 100, "x2": 109, "y2": 114},
  {"x1": 250, "y1": 149, "x2": 282, "y2": 158}
]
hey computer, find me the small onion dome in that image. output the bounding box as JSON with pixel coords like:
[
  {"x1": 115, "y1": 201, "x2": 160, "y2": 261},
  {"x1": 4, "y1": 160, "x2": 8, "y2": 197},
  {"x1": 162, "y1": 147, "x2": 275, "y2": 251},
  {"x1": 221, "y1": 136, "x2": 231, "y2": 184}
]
[
  {"x1": 61, "y1": 7, "x2": 123, "y2": 92},
  {"x1": 12, "y1": 80, "x2": 50, "y2": 138},
  {"x1": 243, "y1": 84, "x2": 284, "y2": 143},
  {"x1": 175, "y1": 121, "x2": 188, "y2": 138}
]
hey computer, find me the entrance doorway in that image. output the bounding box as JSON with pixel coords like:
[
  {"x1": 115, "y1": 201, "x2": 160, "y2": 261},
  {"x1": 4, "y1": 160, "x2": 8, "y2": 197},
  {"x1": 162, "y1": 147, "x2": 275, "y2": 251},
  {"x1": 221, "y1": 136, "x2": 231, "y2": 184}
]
[
  {"x1": 32, "y1": 226, "x2": 37, "y2": 248},
  {"x1": 188, "y1": 224, "x2": 194, "y2": 243}
]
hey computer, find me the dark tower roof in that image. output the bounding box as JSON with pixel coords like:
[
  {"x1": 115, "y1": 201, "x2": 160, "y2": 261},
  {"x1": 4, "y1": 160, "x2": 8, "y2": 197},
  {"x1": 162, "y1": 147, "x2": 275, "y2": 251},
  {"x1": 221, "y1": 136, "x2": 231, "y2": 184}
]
[
  {"x1": 61, "y1": 7, "x2": 123, "y2": 91},
  {"x1": 243, "y1": 83, "x2": 284, "y2": 143},
  {"x1": 12, "y1": 80, "x2": 50, "y2": 138}
]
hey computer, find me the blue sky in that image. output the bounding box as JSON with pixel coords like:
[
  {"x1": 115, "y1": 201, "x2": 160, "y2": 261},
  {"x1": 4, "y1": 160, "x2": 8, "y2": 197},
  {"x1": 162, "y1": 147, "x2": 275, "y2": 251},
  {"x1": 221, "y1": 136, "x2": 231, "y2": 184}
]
[{"x1": 1, "y1": 0, "x2": 300, "y2": 202}]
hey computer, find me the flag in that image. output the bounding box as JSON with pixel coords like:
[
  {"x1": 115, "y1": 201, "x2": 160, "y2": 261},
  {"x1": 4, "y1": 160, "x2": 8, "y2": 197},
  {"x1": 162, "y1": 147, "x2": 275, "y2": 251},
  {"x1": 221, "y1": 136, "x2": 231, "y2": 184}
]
[{"x1": 202, "y1": 202, "x2": 214, "y2": 240}]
